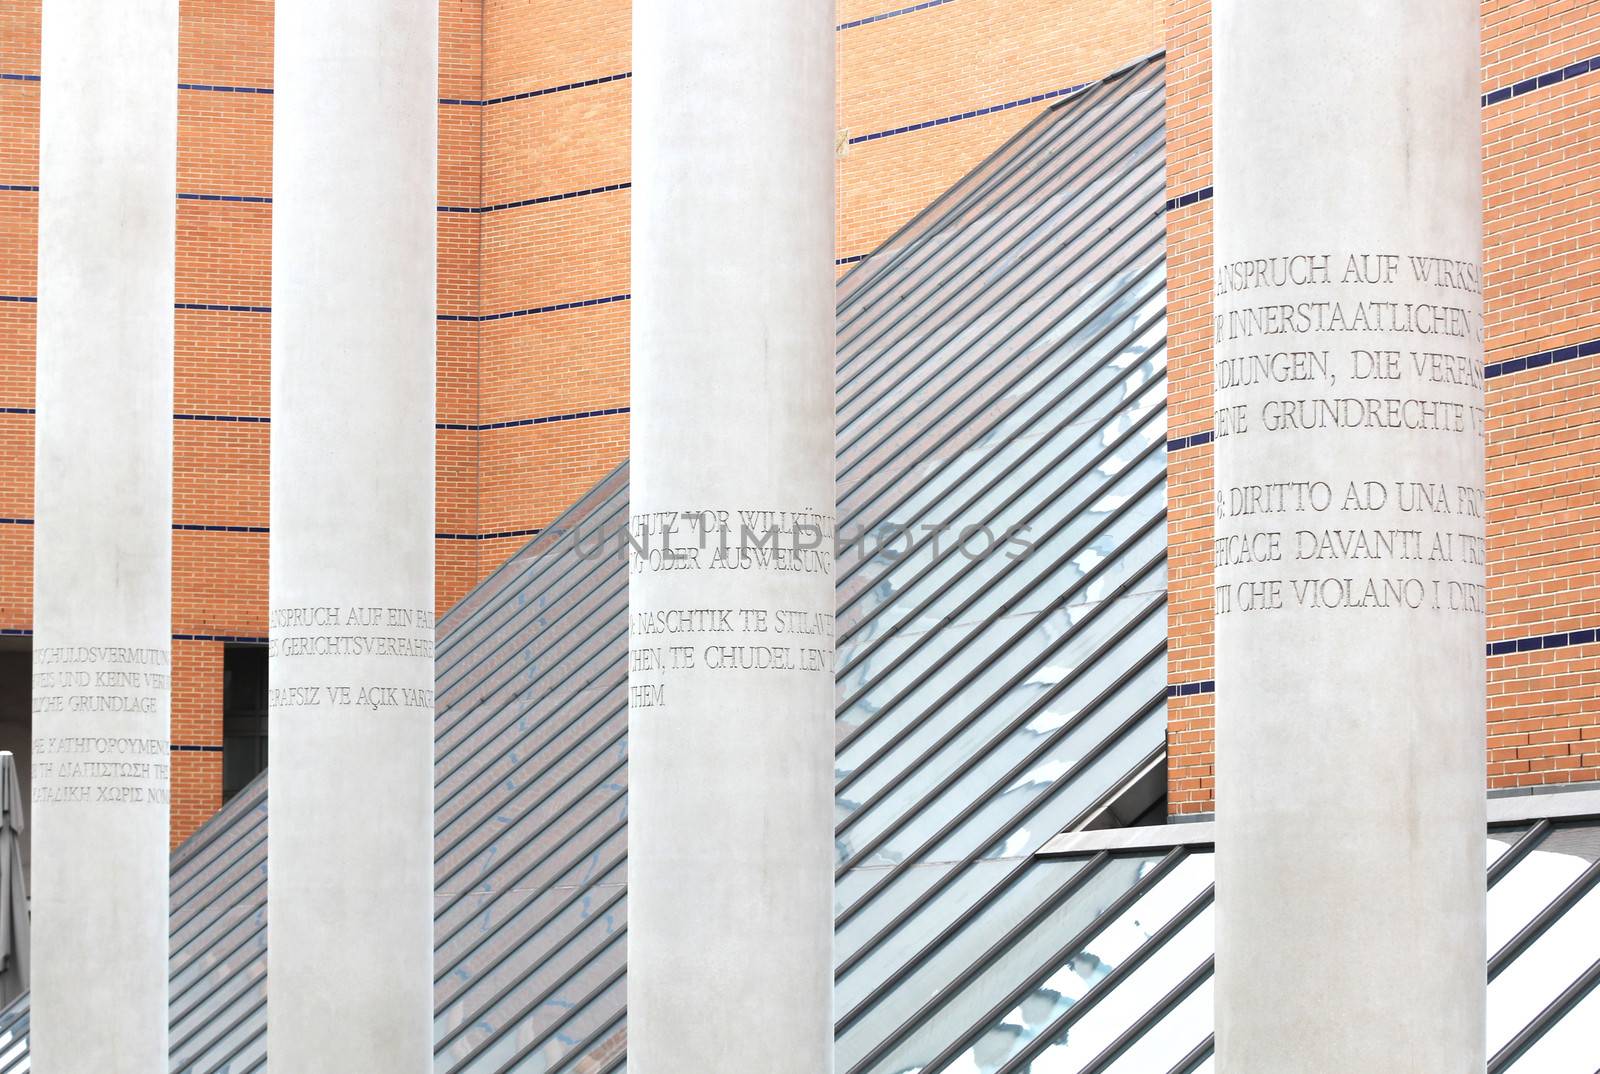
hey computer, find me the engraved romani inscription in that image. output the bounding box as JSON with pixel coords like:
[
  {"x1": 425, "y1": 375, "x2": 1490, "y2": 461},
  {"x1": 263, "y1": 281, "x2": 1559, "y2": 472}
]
[
  {"x1": 1212, "y1": 251, "x2": 1486, "y2": 617},
  {"x1": 628, "y1": 508, "x2": 835, "y2": 711}
]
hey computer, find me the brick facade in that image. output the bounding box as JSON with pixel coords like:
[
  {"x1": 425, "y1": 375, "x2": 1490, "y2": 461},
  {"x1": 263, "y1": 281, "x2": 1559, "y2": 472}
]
[{"x1": 1165, "y1": 0, "x2": 1600, "y2": 813}]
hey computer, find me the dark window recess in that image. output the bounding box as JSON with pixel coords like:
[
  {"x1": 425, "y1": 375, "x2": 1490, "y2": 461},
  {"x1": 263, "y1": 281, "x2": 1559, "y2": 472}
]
[{"x1": 221, "y1": 644, "x2": 268, "y2": 801}]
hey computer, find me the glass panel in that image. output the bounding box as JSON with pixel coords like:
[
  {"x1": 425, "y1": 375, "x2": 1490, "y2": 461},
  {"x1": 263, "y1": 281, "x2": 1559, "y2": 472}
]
[
  {"x1": 1504, "y1": 972, "x2": 1600, "y2": 1074},
  {"x1": 1099, "y1": 972, "x2": 1214, "y2": 1074},
  {"x1": 1487, "y1": 826, "x2": 1599, "y2": 955},
  {"x1": 1487, "y1": 873, "x2": 1600, "y2": 1054},
  {"x1": 1486, "y1": 824, "x2": 1531, "y2": 872}
]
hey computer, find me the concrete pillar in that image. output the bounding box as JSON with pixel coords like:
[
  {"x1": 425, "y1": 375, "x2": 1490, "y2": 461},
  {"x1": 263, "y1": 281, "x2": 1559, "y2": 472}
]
[
  {"x1": 628, "y1": 3, "x2": 836, "y2": 1071},
  {"x1": 1212, "y1": 2, "x2": 1485, "y2": 1069},
  {"x1": 269, "y1": 3, "x2": 435, "y2": 1070},
  {"x1": 31, "y1": 1, "x2": 176, "y2": 1069}
]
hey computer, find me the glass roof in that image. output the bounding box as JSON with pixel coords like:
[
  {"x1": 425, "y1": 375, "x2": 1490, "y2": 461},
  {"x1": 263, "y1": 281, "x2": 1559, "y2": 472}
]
[{"x1": 3, "y1": 53, "x2": 1589, "y2": 1074}]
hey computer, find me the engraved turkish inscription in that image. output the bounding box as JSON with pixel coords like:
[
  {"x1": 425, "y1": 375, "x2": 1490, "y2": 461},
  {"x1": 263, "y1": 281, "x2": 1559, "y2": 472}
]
[
  {"x1": 628, "y1": 508, "x2": 836, "y2": 711},
  {"x1": 31, "y1": 645, "x2": 171, "y2": 805},
  {"x1": 268, "y1": 605, "x2": 435, "y2": 711},
  {"x1": 1213, "y1": 252, "x2": 1485, "y2": 617}
]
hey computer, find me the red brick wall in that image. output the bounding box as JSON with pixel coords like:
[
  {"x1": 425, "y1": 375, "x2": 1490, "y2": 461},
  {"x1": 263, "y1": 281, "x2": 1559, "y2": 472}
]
[{"x1": 1165, "y1": 0, "x2": 1600, "y2": 813}]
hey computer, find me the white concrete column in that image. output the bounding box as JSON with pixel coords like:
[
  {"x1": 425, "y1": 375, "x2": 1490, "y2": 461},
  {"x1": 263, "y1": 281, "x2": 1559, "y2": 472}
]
[
  {"x1": 629, "y1": 3, "x2": 836, "y2": 1071},
  {"x1": 269, "y1": 3, "x2": 436, "y2": 1070},
  {"x1": 1212, "y1": 2, "x2": 1485, "y2": 1069},
  {"x1": 31, "y1": 1, "x2": 176, "y2": 1069}
]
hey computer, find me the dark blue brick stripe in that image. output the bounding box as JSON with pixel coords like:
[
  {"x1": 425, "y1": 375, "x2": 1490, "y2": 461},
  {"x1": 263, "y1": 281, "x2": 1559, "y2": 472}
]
[
  {"x1": 174, "y1": 633, "x2": 266, "y2": 644},
  {"x1": 437, "y1": 527, "x2": 543, "y2": 541},
  {"x1": 442, "y1": 71, "x2": 631, "y2": 107},
  {"x1": 1489, "y1": 626, "x2": 1600, "y2": 657},
  {"x1": 439, "y1": 405, "x2": 630, "y2": 433},
  {"x1": 836, "y1": 253, "x2": 870, "y2": 267},
  {"x1": 0, "y1": 628, "x2": 30, "y2": 637},
  {"x1": 178, "y1": 83, "x2": 271, "y2": 95},
  {"x1": 838, "y1": 0, "x2": 960, "y2": 31},
  {"x1": 849, "y1": 82, "x2": 1090, "y2": 144},
  {"x1": 0, "y1": 407, "x2": 34, "y2": 416},
  {"x1": 0, "y1": 74, "x2": 40, "y2": 83},
  {"x1": 0, "y1": 184, "x2": 37, "y2": 193},
  {"x1": 1166, "y1": 430, "x2": 1213, "y2": 453},
  {"x1": 174, "y1": 413, "x2": 269, "y2": 424},
  {"x1": 438, "y1": 181, "x2": 629, "y2": 215},
  {"x1": 1482, "y1": 54, "x2": 1599, "y2": 106},
  {"x1": 1164, "y1": 186, "x2": 1212, "y2": 213},
  {"x1": 1484, "y1": 337, "x2": 1600, "y2": 379},
  {"x1": 173, "y1": 523, "x2": 268, "y2": 533},
  {"x1": 172, "y1": 744, "x2": 225, "y2": 753},
  {"x1": 176, "y1": 302, "x2": 270, "y2": 313},
  {"x1": 178, "y1": 192, "x2": 271, "y2": 204},
  {"x1": 0, "y1": 518, "x2": 32, "y2": 526},
  {"x1": 1166, "y1": 680, "x2": 1215, "y2": 698},
  {"x1": 443, "y1": 292, "x2": 629, "y2": 323},
  {"x1": 0, "y1": 295, "x2": 36, "y2": 304}
]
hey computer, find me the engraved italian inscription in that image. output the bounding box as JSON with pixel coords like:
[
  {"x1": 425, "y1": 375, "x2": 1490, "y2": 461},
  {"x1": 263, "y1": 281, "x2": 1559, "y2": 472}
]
[{"x1": 1213, "y1": 251, "x2": 1485, "y2": 617}]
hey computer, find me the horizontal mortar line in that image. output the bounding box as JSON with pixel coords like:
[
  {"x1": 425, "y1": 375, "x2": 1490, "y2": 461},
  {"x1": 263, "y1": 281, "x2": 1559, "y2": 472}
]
[
  {"x1": 1484, "y1": 336, "x2": 1600, "y2": 379},
  {"x1": 1164, "y1": 185, "x2": 1213, "y2": 213},
  {"x1": 175, "y1": 302, "x2": 270, "y2": 313},
  {"x1": 174, "y1": 413, "x2": 269, "y2": 423},
  {"x1": 177, "y1": 192, "x2": 270, "y2": 204},
  {"x1": 1481, "y1": 53, "x2": 1599, "y2": 107},
  {"x1": 437, "y1": 181, "x2": 629, "y2": 214},
  {"x1": 441, "y1": 292, "x2": 629, "y2": 322},
  {"x1": 172, "y1": 523, "x2": 268, "y2": 533},
  {"x1": 436, "y1": 527, "x2": 544, "y2": 541},
  {"x1": 178, "y1": 82, "x2": 272, "y2": 94},
  {"x1": 1489, "y1": 624, "x2": 1600, "y2": 656},
  {"x1": 1165, "y1": 680, "x2": 1215, "y2": 697},
  {"x1": 838, "y1": 0, "x2": 961, "y2": 31},
  {"x1": 849, "y1": 81, "x2": 1090, "y2": 143},
  {"x1": 172, "y1": 633, "x2": 266, "y2": 643},
  {"x1": 441, "y1": 71, "x2": 631, "y2": 107},
  {"x1": 438, "y1": 405, "x2": 630, "y2": 432}
]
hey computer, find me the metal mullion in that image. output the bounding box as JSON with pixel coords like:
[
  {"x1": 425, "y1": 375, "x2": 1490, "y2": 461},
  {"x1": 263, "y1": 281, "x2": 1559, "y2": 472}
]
[
  {"x1": 838, "y1": 685, "x2": 1166, "y2": 930},
  {"x1": 435, "y1": 608, "x2": 627, "y2": 808},
  {"x1": 435, "y1": 851, "x2": 625, "y2": 990},
  {"x1": 168, "y1": 946, "x2": 266, "y2": 1058},
  {"x1": 170, "y1": 868, "x2": 265, "y2": 976},
  {"x1": 445, "y1": 932, "x2": 628, "y2": 1074},
  {"x1": 837, "y1": 224, "x2": 1163, "y2": 498},
  {"x1": 1488, "y1": 850, "x2": 1600, "y2": 980},
  {"x1": 435, "y1": 794, "x2": 627, "y2": 949},
  {"x1": 170, "y1": 778, "x2": 266, "y2": 878},
  {"x1": 1488, "y1": 954, "x2": 1600, "y2": 1073},
  {"x1": 1488, "y1": 818, "x2": 1551, "y2": 887},
  {"x1": 1077, "y1": 956, "x2": 1214, "y2": 1074},
  {"x1": 435, "y1": 462, "x2": 627, "y2": 660},
  {"x1": 835, "y1": 322, "x2": 1164, "y2": 636},
  {"x1": 835, "y1": 458, "x2": 1167, "y2": 763},
  {"x1": 550, "y1": 1008, "x2": 629, "y2": 1074},
  {"x1": 435, "y1": 885, "x2": 628, "y2": 1053},
  {"x1": 170, "y1": 813, "x2": 264, "y2": 917},
  {"x1": 1167, "y1": 1035, "x2": 1215, "y2": 1074},
  {"x1": 435, "y1": 489, "x2": 629, "y2": 701},
  {"x1": 837, "y1": 144, "x2": 1165, "y2": 442},
  {"x1": 435, "y1": 737, "x2": 627, "y2": 898},
  {"x1": 992, "y1": 884, "x2": 1216, "y2": 1074},
  {"x1": 836, "y1": 627, "x2": 1164, "y2": 874},
  {"x1": 837, "y1": 851, "x2": 1111, "y2": 1033},
  {"x1": 169, "y1": 982, "x2": 264, "y2": 1074},
  {"x1": 835, "y1": 512, "x2": 1165, "y2": 811},
  {"x1": 835, "y1": 70, "x2": 1132, "y2": 324},
  {"x1": 836, "y1": 63, "x2": 1163, "y2": 370},
  {"x1": 835, "y1": 69, "x2": 1137, "y2": 328},
  {"x1": 836, "y1": 69, "x2": 1160, "y2": 363},
  {"x1": 836, "y1": 278, "x2": 1164, "y2": 549},
  {"x1": 435, "y1": 644, "x2": 627, "y2": 835},
  {"x1": 848, "y1": 847, "x2": 1187, "y2": 1074},
  {"x1": 435, "y1": 575, "x2": 628, "y2": 785},
  {"x1": 169, "y1": 843, "x2": 264, "y2": 949}
]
